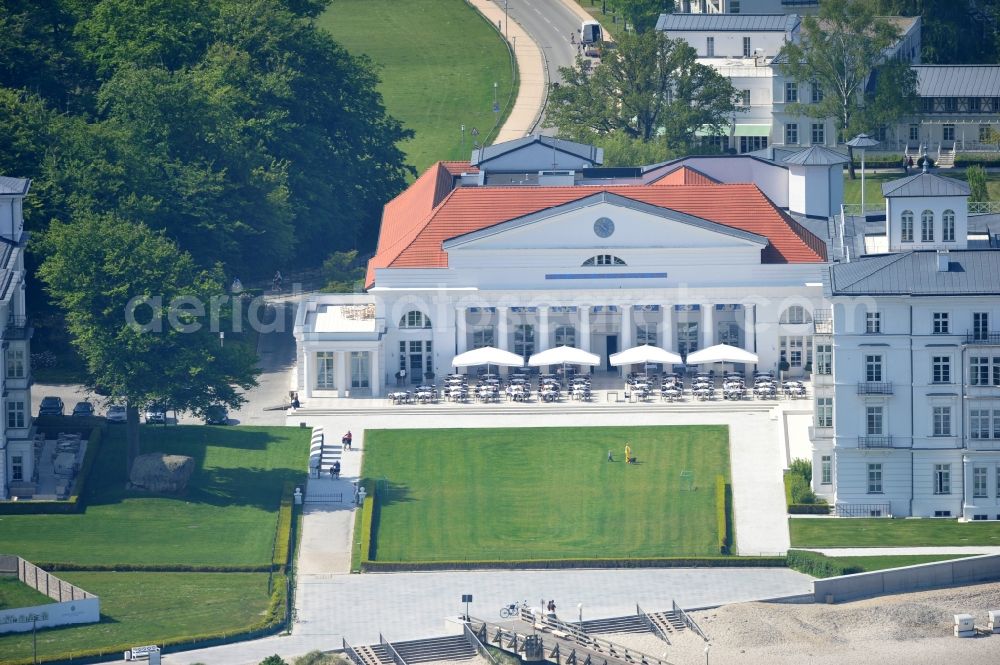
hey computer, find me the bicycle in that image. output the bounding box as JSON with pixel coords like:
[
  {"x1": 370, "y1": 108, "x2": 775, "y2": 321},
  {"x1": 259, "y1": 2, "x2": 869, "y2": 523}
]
[{"x1": 499, "y1": 600, "x2": 528, "y2": 619}]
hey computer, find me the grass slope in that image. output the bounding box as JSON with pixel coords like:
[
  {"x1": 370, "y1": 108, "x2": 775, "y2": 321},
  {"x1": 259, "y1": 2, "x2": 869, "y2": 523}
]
[
  {"x1": 0, "y1": 572, "x2": 270, "y2": 663},
  {"x1": 790, "y1": 518, "x2": 1000, "y2": 548},
  {"x1": 362, "y1": 425, "x2": 730, "y2": 561},
  {"x1": 0, "y1": 577, "x2": 54, "y2": 610},
  {"x1": 843, "y1": 171, "x2": 1000, "y2": 208},
  {"x1": 820, "y1": 554, "x2": 970, "y2": 576},
  {"x1": 318, "y1": 0, "x2": 515, "y2": 174},
  {"x1": 0, "y1": 426, "x2": 308, "y2": 566}
]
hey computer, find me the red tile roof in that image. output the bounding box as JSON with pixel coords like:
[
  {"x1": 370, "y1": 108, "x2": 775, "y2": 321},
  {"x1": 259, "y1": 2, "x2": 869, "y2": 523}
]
[
  {"x1": 654, "y1": 165, "x2": 720, "y2": 186},
  {"x1": 367, "y1": 162, "x2": 826, "y2": 288}
]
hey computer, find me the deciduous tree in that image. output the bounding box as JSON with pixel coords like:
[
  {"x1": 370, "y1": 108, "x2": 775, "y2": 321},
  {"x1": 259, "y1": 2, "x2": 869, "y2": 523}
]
[{"x1": 607, "y1": 0, "x2": 674, "y2": 34}]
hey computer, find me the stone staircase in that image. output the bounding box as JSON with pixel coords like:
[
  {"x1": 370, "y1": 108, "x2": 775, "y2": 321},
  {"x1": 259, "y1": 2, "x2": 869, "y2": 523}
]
[
  {"x1": 390, "y1": 635, "x2": 477, "y2": 663},
  {"x1": 354, "y1": 644, "x2": 394, "y2": 665},
  {"x1": 936, "y1": 145, "x2": 956, "y2": 168},
  {"x1": 647, "y1": 611, "x2": 687, "y2": 636},
  {"x1": 578, "y1": 615, "x2": 649, "y2": 635}
]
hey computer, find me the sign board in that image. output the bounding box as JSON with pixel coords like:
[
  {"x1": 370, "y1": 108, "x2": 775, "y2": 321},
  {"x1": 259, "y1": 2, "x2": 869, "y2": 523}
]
[
  {"x1": 0, "y1": 597, "x2": 100, "y2": 634},
  {"x1": 126, "y1": 645, "x2": 160, "y2": 659},
  {"x1": 462, "y1": 594, "x2": 473, "y2": 603}
]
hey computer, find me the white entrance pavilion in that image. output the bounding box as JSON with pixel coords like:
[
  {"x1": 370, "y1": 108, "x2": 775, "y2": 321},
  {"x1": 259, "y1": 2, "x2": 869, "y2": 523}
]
[{"x1": 294, "y1": 138, "x2": 832, "y2": 398}]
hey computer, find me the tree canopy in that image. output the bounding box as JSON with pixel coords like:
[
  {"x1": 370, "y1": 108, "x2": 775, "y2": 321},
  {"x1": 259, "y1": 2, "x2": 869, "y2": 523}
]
[
  {"x1": 869, "y1": 0, "x2": 1000, "y2": 65},
  {"x1": 0, "y1": 0, "x2": 413, "y2": 278},
  {"x1": 607, "y1": 0, "x2": 674, "y2": 34},
  {"x1": 545, "y1": 31, "x2": 737, "y2": 160}
]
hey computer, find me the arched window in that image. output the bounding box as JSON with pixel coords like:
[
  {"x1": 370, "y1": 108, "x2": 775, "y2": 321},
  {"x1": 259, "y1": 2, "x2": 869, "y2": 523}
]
[
  {"x1": 399, "y1": 310, "x2": 431, "y2": 328},
  {"x1": 921, "y1": 210, "x2": 934, "y2": 242},
  {"x1": 554, "y1": 325, "x2": 576, "y2": 347},
  {"x1": 582, "y1": 255, "x2": 626, "y2": 266},
  {"x1": 942, "y1": 209, "x2": 956, "y2": 242},
  {"x1": 900, "y1": 210, "x2": 914, "y2": 243},
  {"x1": 780, "y1": 306, "x2": 811, "y2": 325}
]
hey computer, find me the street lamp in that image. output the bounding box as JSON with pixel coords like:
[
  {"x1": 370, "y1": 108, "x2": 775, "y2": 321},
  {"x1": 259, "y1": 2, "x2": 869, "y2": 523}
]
[
  {"x1": 847, "y1": 133, "x2": 880, "y2": 216},
  {"x1": 578, "y1": 603, "x2": 583, "y2": 624},
  {"x1": 504, "y1": 0, "x2": 508, "y2": 40},
  {"x1": 704, "y1": 643, "x2": 710, "y2": 665}
]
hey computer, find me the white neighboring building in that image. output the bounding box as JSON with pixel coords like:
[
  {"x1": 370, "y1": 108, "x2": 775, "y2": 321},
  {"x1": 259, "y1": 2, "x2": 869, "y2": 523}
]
[
  {"x1": 0, "y1": 177, "x2": 33, "y2": 499},
  {"x1": 812, "y1": 169, "x2": 1000, "y2": 520},
  {"x1": 294, "y1": 137, "x2": 833, "y2": 398},
  {"x1": 676, "y1": 0, "x2": 819, "y2": 14}
]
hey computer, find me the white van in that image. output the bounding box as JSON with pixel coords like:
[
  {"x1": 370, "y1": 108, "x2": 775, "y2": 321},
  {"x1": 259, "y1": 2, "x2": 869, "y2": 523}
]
[{"x1": 581, "y1": 20, "x2": 602, "y2": 45}]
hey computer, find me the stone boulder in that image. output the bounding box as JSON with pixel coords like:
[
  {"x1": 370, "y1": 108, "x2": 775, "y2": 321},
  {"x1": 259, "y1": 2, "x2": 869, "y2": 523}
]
[{"x1": 128, "y1": 453, "x2": 195, "y2": 493}]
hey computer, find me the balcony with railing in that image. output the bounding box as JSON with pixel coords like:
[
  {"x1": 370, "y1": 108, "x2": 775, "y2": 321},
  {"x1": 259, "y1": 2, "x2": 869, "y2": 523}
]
[
  {"x1": 857, "y1": 382, "x2": 894, "y2": 395},
  {"x1": 813, "y1": 310, "x2": 832, "y2": 334},
  {"x1": 964, "y1": 331, "x2": 1000, "y2": 345},
  {"x1": 858, "y1": 435, "x2": 902, "y2": 449},
  {"x1": 4, "y1": 315, "x2": 30, "y2": 340}
]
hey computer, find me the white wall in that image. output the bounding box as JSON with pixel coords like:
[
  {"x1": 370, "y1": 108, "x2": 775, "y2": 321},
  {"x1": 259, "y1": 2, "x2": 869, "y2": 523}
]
[
  {"x1": 665, "y1": 29, "x2": 788, "y2": 58},
  {"x1": 0, "y1": 597, "x2": 100, "y2": 634},
  {"x1": 886, "y1": 193, "x2": 968, "y2": 251},
  {"x1": 478, "y1": 143, "x2": 598, "y2": 172}
]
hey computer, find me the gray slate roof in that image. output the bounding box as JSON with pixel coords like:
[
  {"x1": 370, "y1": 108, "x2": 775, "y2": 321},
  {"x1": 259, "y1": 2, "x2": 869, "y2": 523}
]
[
  {"x1": 781, "y1": 145, "x2": 849, "y2": 166},
  {"x1": 656, "y1": 13, "x2": 798, "y2": 33},
  {"x1": 881, "y1": 172, "x2": 970, "y2": 198},
  {"x1": 0, "y1": 177, "x2": 30, "y2": 195},
  {"x1": 471, "y1": 135, "x2": 603, "y2": 167},
  {"x1": 914, "y1": 65, "x2": 1000, "y2": 98},
  {"x1": 828, "y1": 250, "x2": 1000, "y2": 296}
]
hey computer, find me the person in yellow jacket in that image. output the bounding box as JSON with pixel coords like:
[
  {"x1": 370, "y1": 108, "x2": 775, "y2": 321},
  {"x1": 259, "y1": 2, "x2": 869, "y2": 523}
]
[{"x1": 625, "y1": 443, "x2": 632, "y2": 464}]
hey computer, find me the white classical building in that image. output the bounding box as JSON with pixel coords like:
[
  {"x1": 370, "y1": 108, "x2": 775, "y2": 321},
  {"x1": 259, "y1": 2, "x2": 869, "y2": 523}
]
[
  {"x1": 294, "y1": 136, "x2": 834, "y2": 397},
  {"x1": 812, "y1": 168, "x2": 1000, "y2": 520},
  {"x1": 0, "y1": 177, "x2": 33, "y2": 499}
]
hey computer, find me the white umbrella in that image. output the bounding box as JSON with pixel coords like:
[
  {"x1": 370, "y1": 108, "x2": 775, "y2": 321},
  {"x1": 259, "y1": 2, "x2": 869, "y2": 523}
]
[
  {"x1": 451, "y1": 346, "x2": 524, "y2": 374},
  {"x1": 685, "y1": 343, "x2": 759, "y2": 365},
  {"x1": 610, "y1": 344, "x2": 683, "y2": 367},
  {"x1": 528, "y1": 345, "x2": 601, "y2": 367}
]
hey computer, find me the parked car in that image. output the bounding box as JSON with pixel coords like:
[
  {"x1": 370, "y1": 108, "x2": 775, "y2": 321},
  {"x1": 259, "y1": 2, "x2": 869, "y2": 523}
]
[
  {"x1": 38, "y1": 396, "x2": 64, "y2": 416},
  {"x1": 145, "y1": 404, "x2": 167, "y2": 424},
  {"x1": 71, "y1": 401, "x2": 95, "y2": 417},
  {"x1": 106, "y1": 404, "x2": 127, "y2": 424},
  {"x1": 204, "y1": 405, "x2": 229, "y2": 425}
]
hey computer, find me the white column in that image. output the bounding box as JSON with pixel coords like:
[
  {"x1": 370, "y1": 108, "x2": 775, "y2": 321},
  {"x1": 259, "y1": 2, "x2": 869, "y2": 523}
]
[
  {"x1": 303, "y1": 349, "x2": 313, "y2": 398},
  {"x1": 497, "y1": 307, "x2": 509, "y2": 351},
  {"x1": 620, "y1": 304, "x2": 633, "y2": 349},
  {"x1": 370, "y1": 349, "x2": 381, "y2": 397},
  {"x1": 538, "y1": 306, "x2": 550, "y2": 351},
  {"x1": 336, "y1": 350, "x2": 348, "y2": 398},
  {"x1": 579, "y1": 306, "x2": 591, "y2": 353},
  {"x1": 455, "y1": 307, "x2": 468, "y2": 355},
  {"x1": 662, "y1": 305, "x2": 674, "y2": 351},
  {"x1": 701, "y1": 304, "x2": 713, "y2": 349},
  {"x1": 743, "y1": 305, "x2": 755, "y2": 352}
]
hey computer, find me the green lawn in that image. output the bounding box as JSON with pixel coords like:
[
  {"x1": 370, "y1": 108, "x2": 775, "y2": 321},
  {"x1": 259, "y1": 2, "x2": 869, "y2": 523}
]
[
  {"x1": 318, "y1": 0, "x2": 516, "y2": 175},
  {"x1": 0, "y1": 572, "x2": 271, "y2": 664},
  {"x1": 0, "y1": 426, "x2": 308, "y2": 566},
  {"x1": 790, "y1": 518, "x2": 1000, "y2": 548},
  {"x1": 362, "y1": 425, "x2": 730, "y2": 562},
  {"x1": 0, "y1": 577, "x2": 53, "y2": 610},
  {"x1": 842, "y1": 171, "x2": 1000, "y2": 208},
  {"x1": 818, "y1": 554, "x2": 970, "y2": 576}
]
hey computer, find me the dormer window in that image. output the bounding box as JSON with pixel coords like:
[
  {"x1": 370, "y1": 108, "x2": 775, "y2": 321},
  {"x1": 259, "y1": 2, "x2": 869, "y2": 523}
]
[{"x1": 582, "y1": 255, "x2": 626, "y2": 266}]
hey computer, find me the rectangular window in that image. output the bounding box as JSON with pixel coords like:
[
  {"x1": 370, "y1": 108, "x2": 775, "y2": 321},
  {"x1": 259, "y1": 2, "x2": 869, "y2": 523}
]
[
  {"x1": 944, "y1": 98, "x2": 957, "y2": 112},
  {"x1": 995, "y1": 409, "x2": 1000, "y2": 439},
  {"x1": 866, "y1": 406, "x2": 884, "y2": 435},
  {"x1": 743, "y1": 36, "x2": 751, "y2": 57},
  {"x1": 865, "y1": 354, "x2": 883, "y2": 382},
  {"x1": 969, "y1": 97, "x2": 981, "y2": 112},
  {"x1": 514, "y1": 324, "x2": 535, "y2": 361},
  {"x1": 350, "y1": 351, "x2": 370, "y2": 389},
  {"x1": 11, "y1": 455, "x2": 23, "y2": 482},
  {"x1": 816, "y1": 397, "x2": 833, "y2": 427},
  {"x1": 811, "y1": 123, "x2": 825, "y2": 145},
  {"x1": 316, "y1": 351, "x2": 336, "y2": 389},
  {"x1": 677, "y1": 322, "x2": 699, "y2": 357},
  {"x1": 933, "y1": 406, "x2": 952, "y2": 436},
  {"x1": 706, "y1": 36, "x2": 715, "y2": 57},
  {"x1": 973, "y1": 467, "x2": 988, "y2": 498},
  {"x1": 921, "y1": 97, "x2": 934, "y2": 113},
  {"x1": 5, "y1": 348, "x2": 24, "y2": 379},
  {"x1": 909, "y1": 124, "x2": 920, "y2": 141},
  {"x1": 933, "y1": 463, "x2": 951, "y2": 494},
  {"x1": 943, "y1": 214, "x2": 955, "y2": 242},
  {"x1": 5, "y1": 400, "x2": 24, "y2": 429},
  {"x1": 867, "y1": 463, "x2": 883, "y2": 494},
  {"x1": 980, "y1": 124, "x2": 992, "y2": 142},
  {"x1": 816, "y1": 344, "x2": 832, "y2": 375},
  {"x1": 785, "y1": 81, "x2": 798, "y2": 103},
  {"x1": 943, "y1": 124, "x2": 955, "y2": 141},
  {"x1": 785, "y1": 123, "x2": 798, "y2": 144},
  {"x1": 811, "y1": 83, "x2": 824, "y2": 104},
  {"x1": 865, "y1": 311, "x2": 881, "y2": 334},
  {"x1": 730, "y1": 0, "x2": 741, "y2": 12},
  {"x1": 636, "y1": 324, "x2": 657, "y2": 346},
  {"x1": 970, "y1": 409, "x2": 991, "y2": 439},
  {"x1": 932, "y1": 312, "x2": 949, "y2": 334},
  {"x1": 932, "y1": 356, "x2": 951, "y2": 384},
  {"x1": 821, "y1": 455, "x2": 832, "y2": 485},
  {"x1": 740, "y1": 89, "x2": 750, "y2": 107},
  {"x1": 973, "y1": 312, "x2": 989, "y2": 340},
  {"x1": 971, "y1": 356, "x2": 990, "y2": 385}
]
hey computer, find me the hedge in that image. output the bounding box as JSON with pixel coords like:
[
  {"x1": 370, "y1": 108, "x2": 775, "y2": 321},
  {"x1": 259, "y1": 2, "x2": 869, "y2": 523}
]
[
  {"x1": 360, "y1": 556, "x2": 786, "y2": 572},
  {"x1": 0, "y1": 422, "x2": 104, "y2": 515},
  {"x1": 36, "y1": 562, "x2": 272, "y2": 573},
  {"x1": 786, "y1": 549, "x2": 863, "y2": 578},
  {"x1": 789, "y1": 503, "x2": 831, "y2": 515},
  {"x1": 272, "y1": 481, "x2": 296, "y2": 571},
  {"x1": 716, "y1": 475, "x2": 732, "y2": 555},
  {"x1": 358, "y1": 490, "x2": 376, "y2": 564},
  {"x1": 783, "y1": 469, "x2": 829, "y2": 514}
]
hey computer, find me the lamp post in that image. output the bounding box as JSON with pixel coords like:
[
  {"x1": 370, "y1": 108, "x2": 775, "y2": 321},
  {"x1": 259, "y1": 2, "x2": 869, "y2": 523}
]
[
  {"x1": 704, "y1": 643, "x2": 710, "y2": 665},
  {"x1": 847, "y1": 133, "x2": 880, "y2": 216},
  {"x1": 578, "y1": 603, "x2": 583, "y2": 624},
  {"x1": 504, "y1": 0, "x2": 508, "y2": 40}
]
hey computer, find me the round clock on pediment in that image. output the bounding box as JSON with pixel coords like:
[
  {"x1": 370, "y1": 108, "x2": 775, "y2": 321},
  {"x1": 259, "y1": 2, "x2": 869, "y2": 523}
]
[{"x1": 594, "y1": 216, "x2": 615, "y2": 238}]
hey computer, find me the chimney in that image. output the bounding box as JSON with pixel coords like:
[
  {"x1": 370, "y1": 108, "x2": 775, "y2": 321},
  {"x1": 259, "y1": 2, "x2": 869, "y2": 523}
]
[{"x1": 936, "y1": 249, "x2": 950, "y2": 272}]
